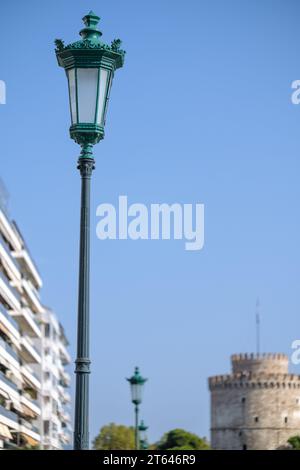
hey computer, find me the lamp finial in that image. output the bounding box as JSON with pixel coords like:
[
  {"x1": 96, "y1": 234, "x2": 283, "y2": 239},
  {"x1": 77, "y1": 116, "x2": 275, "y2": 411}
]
[{"x1": 80, "y1": 11, "x2": 102, "y2": 39}]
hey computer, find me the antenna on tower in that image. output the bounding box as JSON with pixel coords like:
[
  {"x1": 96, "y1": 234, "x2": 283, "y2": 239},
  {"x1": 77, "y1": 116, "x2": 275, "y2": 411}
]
[{"x1": 255, "y1": 298, "x2": 260, "y2": 355}]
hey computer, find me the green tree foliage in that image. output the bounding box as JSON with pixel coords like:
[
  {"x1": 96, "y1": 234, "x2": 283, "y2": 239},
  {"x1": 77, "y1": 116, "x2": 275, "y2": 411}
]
[
  {"x1": 155, "y1": 429, "x2": 210, "y2": 450},
  {"x1": 92, "y1": 423, "x2": 135, "y2": 450},
  {"x1": 288, "y1": 435, "x2": 300, "y2": 449}
]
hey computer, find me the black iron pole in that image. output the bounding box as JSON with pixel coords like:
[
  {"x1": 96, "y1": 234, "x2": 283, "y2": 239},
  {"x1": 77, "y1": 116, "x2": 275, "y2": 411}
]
[
  {"x1": 74, "y1": 146, "x2": 95, "y2": 450},
  {"x1": 135, "y1": 404, "x2": 139, "y2": 450}
]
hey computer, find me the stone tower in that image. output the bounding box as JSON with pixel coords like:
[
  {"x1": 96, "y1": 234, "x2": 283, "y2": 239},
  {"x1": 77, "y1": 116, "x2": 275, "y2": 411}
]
[{"x1": 209, "y1": 353, "x2": 300, "y2": 450}]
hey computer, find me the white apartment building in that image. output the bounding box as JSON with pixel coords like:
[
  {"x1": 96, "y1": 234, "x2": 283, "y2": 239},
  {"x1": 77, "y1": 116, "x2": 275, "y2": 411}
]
[
  {"x1": 34, "y1": 308, "x2": 72, "y2": 449},
  {"x1": 0, "y1": 202, "x2": 71, "y2": 449}
]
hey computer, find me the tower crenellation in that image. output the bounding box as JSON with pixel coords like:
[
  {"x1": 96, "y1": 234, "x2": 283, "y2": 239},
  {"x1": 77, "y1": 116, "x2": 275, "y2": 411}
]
[{"x1": 231, "y1": 353, "x2": 288, "y2": 375}]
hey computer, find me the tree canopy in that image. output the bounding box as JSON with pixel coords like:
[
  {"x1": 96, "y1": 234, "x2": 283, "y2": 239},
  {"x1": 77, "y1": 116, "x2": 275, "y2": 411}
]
[
  {"x1": 92, "y1": 423, "x2": 135, "y2": 450},
  {"x1": 155, "y1": 428, "x2": 210, "y2": 450},
  {"x1": 288, "y1": 435, "x2": 300, "y2": 450}
]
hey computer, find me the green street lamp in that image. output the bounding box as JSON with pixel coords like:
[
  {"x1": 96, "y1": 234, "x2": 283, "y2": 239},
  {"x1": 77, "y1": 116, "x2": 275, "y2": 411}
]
[
  {"x1": 139, "y1": 420, "x2": 149, "y2": 450},
  {"x1": 126, "y1": 367, "x2": 147, "y2": 450},
  {"x1": 55, "y1": 12, "x2": 125, "y2": 450}
]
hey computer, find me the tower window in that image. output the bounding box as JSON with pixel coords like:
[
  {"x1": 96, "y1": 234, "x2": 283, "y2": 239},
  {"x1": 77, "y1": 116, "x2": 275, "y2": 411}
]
[
  {"x1": 254, "y1": 416, "x2": 259, "y2": 423},
  {"x1": 284, "y1": 417, "x2": 288, "y2": 424},
  {"x1": 241, "y1": 397, "x2": 246, "y2": 403},
  {"x1": 242, "y1": 445, "x2": 247, "y2": 450}
]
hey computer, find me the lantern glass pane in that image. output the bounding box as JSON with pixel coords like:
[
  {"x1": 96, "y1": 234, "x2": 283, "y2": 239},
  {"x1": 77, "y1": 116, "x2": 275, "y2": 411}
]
[
  {"x1": 67, "y1": 68, "x2": 77, "y2": 124},
  {"x1": 96, "y1": 68, "x2": 109, "y2": 126},
  {"x1": 77, "y1": 68, "x2": 98, "y2": 123},
  {"x1": 103, "y1": 72, "x2": 113, "y2": 126},
  {"x1": 130, "y1": 383, "x2": 143, "y2": 404}
]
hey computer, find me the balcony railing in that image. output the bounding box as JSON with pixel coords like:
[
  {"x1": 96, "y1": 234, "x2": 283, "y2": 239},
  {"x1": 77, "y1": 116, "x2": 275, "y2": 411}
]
[
  {"x1": 20, "y1": 336, "x2": 41, "y2": 364},
  {"x1": 0, "y1": 302, "x2": 19, "y2": 331},
  {"x1": 12, "y1": 220, "x2": 41, "y2": 280},
  {"x1": 0, "y1": 403, "x2": 18, "y2": 423},
  {"x1": 20, "y1": 418, "x2": 39, "y2": 435},
  {"x1": 24, "y1": 335, "x2": 41, "y2": 355},
  {"x1": 23, "y1": 307, "x2": 40, "y2": 328},
  {"x1": 22, "y1": 391, "x2": 39, "y2": 405},
  {"x1": 23, "y1": 365, "x2": 40, "y2": 383},
  {"x1": 0, "y1": 370, "x2": 18, "y2": 392},
  {"x1": 22, "y1": 279, "x2": 43, "y2": 314},
  {"x1": 0, "y1": 233, "x2": 20, "y2": 272},
  {"x1": 20, "y1": 365, "x2": 41, "y2": 390},
  {"x1": 0, "y1": 270, "x2": 21, "y2": 302},
  {"x1": 23, "y1": 307, "x2": 41, "y2": 329},
  {"x1": 0, "y1": 337, "x2": 19, "y2": 361}
]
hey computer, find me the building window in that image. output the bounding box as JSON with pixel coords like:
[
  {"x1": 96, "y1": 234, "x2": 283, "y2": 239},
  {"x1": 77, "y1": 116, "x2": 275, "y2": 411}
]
[
  {"x1": 52, "y1": 399, "x2": 58, "y2": 414},
  {"x1": 44, "y1": 323, "x2": 51, "y2": 338},
  {"x1": 254, "y1": 416, "x2": 259, "y2": 423},
  {"x1": 284, "y1": 417, "x2": 288, "y2": 424},
  {"x1": 241, "y1": 397, "x2": 246, "y2": 403},
  {"x1": 44, "y1": 421, "x2": 50, "y2": 435},
  {"x1": 243, "y1": 445, "x2": 247, "y2": 450}
]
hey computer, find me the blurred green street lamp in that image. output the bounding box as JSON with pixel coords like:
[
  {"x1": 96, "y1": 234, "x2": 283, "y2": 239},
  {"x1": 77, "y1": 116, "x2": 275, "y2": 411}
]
[
  {"x1": 127, "y1": 367, "x2": 147, "y2": 450},
  {"x1": 55, "y1": 12, "x2": 125, "y2": 450},
  {"x1": 139, "y1": 420, "x2": 149, "y2": 450}
]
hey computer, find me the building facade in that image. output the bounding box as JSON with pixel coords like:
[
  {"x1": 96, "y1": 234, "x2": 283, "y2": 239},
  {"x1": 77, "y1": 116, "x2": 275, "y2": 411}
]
[
  {"x1": 35, "y1": 308, "x2": 72, "y2": 449},
  {"x1": 0, "y1": 205, "x2": 71, "y2": 449},
  {"x1": 209, "y1": 353, "x2": 300, "y2": 450}
]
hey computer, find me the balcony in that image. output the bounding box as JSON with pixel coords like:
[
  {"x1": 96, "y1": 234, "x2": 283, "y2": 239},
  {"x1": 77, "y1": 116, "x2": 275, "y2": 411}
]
[
  {"x1": 0, "y1": 233, "x2": 21, "y2": 283},
  {"x1": 43, "y1": 435, "x2": 61, "y2": 449},
  {"x1": 20, "y1": 394, "x2": 41, "y2": 417},
  {"x1": 57, "y1": 385, "x2": 71, "y2": 404},
  {"x1": 44, "y1": 385, "x2": 59, "y2": 402},
  {"x1": 58, "y1": 408, "x2": 71, "y2": 424},
  {"x1": 59, "y1": 430, "x2": 71, "y2": 445},
  {"x1": 21, "y1": 365, "x2": 41, "y2": 391},
  {"x1": 59, "y1": 369, "x2": 71, "y2": 387},
  {"x1": 0, "y1": 370, "x2": 18, "y2": 392},
  {"x1": 0, "y1": 210, "x2": 22, "y2": 253},
  {"x1": 21, "y1": 279, "x2": 43, "y2": 314},
  {"x1": 59, "y1": 342, "x2": 71, "y2": 365},
  {"x1": 12, "y1": 248, "x2": 42, "y2": 290},
  {"x1": 10, "y1": 307, "x2": 41, "y2": 338},
  {"x1": 0, "y1": 337, "x2": 19, "y2": 363},
  {"x1": 20, "y1": 418, "x2": 41, "y2": 442},
  {"x1": 0, "y1": 404, "x2": 18, "y2": 425},
  {"x1": 0, "y1": 270, "x2": 21, "y2": 311},
  {"x1": 0, "y1": 303, "x2": 20, "y2": 338},
  {"x1": 21, "y1": 420, "x2": 40, "y2": 435},
  {"x1": 19, "y1": 336, "x2": 41, "y2": 364}
]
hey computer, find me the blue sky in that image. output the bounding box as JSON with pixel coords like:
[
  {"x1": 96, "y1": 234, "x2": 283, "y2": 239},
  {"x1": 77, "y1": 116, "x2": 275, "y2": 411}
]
[{"x1": 1, "y1": 0, "x2": 300, "y2": 444}]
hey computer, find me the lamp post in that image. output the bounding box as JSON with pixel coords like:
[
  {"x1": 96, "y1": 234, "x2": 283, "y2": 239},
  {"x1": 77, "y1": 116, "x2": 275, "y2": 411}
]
[
  {"x1": 55, "y1": 12, "x2": 125, "y2": 450},
  {"x1": 127, "y1": 367, "x2": 147, "y2": 450},
  {"x1": 139, "y1": 420, "x2": 149, "y2": 450}
]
